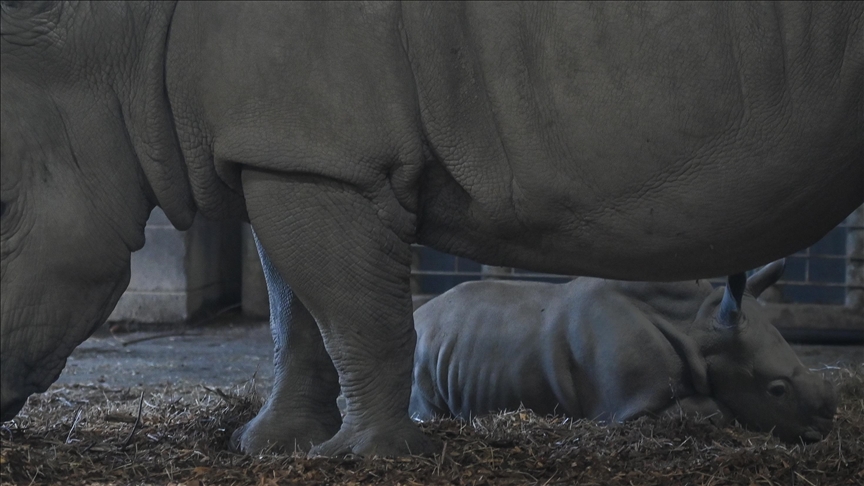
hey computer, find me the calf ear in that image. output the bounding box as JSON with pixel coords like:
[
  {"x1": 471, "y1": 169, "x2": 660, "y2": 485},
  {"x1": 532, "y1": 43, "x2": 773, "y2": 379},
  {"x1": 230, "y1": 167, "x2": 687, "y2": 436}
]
[
  {"x1": 717, "y1": 272, "x2": 746, "y2": 328},
  {"x1": 745, "y1": 259, "x2": 786, "y2": 298}
]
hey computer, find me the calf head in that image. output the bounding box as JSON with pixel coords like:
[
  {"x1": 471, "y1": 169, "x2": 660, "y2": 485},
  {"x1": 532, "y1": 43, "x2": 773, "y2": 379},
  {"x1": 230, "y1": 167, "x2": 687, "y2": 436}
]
[{"x1": 690, "y1": 261, "x2": 837, "y2": 442}]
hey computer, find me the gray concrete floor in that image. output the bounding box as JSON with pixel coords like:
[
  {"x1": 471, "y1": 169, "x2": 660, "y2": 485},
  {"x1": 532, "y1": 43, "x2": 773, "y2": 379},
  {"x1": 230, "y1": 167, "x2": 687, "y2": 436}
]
[
  {"x1": 57, "y1": 319, "x2": 863, "y2": 394},
  {"x1": 58, "y1": 322, "x2": 276, "y2": 390}
]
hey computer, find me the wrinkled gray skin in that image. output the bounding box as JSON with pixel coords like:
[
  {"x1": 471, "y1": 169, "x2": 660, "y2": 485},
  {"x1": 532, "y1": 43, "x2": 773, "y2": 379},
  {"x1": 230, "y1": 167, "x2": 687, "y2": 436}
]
[
  {"x1": 410, "y1": 261, "x2": 837, "y2": 443},
  {"x1": 1, "y1": 2, "x2": 862, "y2": 457}
]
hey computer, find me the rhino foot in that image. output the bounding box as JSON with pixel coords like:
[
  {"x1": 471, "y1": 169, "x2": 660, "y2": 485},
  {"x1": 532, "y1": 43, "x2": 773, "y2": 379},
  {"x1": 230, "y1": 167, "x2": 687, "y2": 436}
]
[
  {"x1": 230, "y1": 401, "x2": 342, "y2": 454},
  {"x1": 307, "y1": 418, "x2": 440, "y2": 458}
]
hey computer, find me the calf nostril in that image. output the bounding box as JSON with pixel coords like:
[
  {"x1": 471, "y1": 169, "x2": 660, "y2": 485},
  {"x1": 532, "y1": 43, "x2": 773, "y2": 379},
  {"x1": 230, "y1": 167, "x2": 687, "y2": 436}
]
[{"x1": 802, "y1": 430, "x2": 824, "y2": 443}]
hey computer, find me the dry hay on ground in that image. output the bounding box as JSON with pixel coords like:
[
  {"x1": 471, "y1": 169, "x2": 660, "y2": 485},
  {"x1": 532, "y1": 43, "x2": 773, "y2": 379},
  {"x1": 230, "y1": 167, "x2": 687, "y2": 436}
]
[{"x1": 1, "y1": 365, "x2": 862, "y2": 486}]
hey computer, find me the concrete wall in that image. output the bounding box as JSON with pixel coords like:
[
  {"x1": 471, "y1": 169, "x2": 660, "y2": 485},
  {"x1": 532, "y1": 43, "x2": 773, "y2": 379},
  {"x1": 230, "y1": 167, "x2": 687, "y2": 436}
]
[{"x1": 108, "y1": 208, "x2": 241, "y2": 323}]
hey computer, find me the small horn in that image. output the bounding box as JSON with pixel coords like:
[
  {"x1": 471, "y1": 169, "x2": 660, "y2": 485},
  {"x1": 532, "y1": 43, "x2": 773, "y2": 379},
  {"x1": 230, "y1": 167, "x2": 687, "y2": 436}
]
[
  {"x1": 746, "y1": 259, "x2": 786, "y2": 298},
  {"x1": 717, "y1": 272, "x2": 746, "y2": 327}
]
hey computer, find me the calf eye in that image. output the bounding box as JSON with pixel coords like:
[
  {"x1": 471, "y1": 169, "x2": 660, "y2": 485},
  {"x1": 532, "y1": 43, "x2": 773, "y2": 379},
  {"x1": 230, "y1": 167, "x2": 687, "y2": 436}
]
[{"x1": 768, "y1": 381, "x2": 787, "y2": 397}]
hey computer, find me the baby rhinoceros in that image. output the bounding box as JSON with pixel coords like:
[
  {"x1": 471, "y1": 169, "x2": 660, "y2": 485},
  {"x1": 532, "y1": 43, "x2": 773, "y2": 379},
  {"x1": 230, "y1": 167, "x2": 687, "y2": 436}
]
[{"x1": 410, "y1": 260, "x2": 836, "y2": 443}]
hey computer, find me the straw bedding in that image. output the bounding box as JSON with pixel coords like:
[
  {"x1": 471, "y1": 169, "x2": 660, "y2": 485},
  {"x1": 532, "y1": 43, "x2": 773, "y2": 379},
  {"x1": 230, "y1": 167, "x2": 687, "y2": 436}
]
[{"x1": 2, "y1": 365, "x2": 861, "y2": 485}]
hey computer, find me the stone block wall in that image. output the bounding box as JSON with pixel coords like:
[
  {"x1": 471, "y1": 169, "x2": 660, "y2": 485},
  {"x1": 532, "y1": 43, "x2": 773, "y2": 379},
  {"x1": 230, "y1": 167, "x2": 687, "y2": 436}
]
[{"x1": 107, "y1": 208, "x2": 242, "y2": 323}]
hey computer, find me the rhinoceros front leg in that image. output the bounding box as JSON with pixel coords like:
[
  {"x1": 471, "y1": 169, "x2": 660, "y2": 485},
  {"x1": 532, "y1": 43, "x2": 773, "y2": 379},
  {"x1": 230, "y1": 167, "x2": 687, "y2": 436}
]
[
  {"x1": 242, "y1": 169, "x2": 438, "y2": 457},
  {"x1": 231, "y1": 231, "x2": 342, "y2": 453}
]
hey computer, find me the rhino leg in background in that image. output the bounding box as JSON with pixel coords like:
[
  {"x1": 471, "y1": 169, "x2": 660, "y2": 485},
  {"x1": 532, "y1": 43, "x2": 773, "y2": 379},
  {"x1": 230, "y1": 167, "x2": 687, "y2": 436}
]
[
  {"x1": 230, "y1": 231, "x2": 341, "y2": 453},
  {"x1": 242, "y1": 169, "x2": 439, "y2": 457}
]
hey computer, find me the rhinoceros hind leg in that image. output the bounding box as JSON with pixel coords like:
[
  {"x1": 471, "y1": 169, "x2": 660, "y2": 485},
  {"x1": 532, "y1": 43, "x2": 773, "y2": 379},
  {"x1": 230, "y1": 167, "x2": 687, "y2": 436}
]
[
  {"x1": 308, "y1": 415, "x2": 439, "y2": 457},
  {"x1": 243, "y1": 169, "x2": 437, "y2": 457},
  {"x1": 230, "y1": 399, "x2": 341, "y2": 454},
  {"x1": 231, "y1": 231, "x2": 342, "y2": 454}
]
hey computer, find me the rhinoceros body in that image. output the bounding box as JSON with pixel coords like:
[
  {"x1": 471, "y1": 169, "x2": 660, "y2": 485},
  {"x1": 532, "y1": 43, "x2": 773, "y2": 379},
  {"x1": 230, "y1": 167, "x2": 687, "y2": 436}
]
[
  {"x1": 410, "y1": 262, "x2": 837, "y2": 443},
  {"x1": 1, "y1": 2, "x2": 861, "y2": 456}
]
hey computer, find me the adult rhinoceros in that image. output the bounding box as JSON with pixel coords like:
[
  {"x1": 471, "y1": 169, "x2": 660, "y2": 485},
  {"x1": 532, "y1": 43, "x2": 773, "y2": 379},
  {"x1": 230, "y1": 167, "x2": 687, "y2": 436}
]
[{"x1": 1, "y1": 1, "x2": 861, "y2": 457}]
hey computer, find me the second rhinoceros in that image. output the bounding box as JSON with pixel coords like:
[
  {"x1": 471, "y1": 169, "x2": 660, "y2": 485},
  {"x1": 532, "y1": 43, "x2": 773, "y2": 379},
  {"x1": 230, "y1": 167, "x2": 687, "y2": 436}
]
[{"x1": 410, "y1": 261, "x2": 837, "y2": 442}]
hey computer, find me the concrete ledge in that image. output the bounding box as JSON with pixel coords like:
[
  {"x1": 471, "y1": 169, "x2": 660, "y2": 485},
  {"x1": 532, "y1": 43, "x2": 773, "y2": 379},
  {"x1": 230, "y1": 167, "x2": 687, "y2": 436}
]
[
  {"x1": 764, "y1": 304, "x2": 864, "y2": 344},
  {"x1": 110, "y1": 292, "x2": 188, "y2": 323}
]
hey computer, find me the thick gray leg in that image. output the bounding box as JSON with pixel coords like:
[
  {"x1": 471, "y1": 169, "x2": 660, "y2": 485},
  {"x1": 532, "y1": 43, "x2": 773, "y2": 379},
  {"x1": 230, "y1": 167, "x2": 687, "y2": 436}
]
[
  {"x1": 243, "y1": 169, "x2": 438, "y2": 457},
  {"x1": 231, "y1": 231, "x2": 341, "y2": 453}
]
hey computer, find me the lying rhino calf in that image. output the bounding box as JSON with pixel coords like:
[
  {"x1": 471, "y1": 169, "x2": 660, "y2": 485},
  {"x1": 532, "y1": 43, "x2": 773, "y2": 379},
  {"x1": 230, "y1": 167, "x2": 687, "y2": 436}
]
[{"x1": 410, "y1": 261, "x2": 836, "y2": 442}]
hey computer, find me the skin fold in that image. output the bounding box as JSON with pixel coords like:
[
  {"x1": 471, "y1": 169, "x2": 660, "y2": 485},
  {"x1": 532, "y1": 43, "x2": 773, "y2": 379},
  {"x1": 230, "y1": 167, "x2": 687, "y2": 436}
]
[{"x1": 1, "y1": 2, "x2": 861, "y2": 456}]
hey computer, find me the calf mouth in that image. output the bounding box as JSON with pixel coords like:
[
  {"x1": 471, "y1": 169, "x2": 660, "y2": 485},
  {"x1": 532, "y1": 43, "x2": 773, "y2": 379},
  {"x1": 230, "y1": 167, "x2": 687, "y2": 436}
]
[{"x1": 798, "y1": 416, "x2": 834, "y2": 443}]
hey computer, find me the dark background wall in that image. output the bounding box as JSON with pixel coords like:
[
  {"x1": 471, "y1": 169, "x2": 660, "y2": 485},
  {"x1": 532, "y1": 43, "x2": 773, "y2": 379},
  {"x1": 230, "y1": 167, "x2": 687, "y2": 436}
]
[{"x1": 110, "y1": 205, "x2": 863, "y2": 342}]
